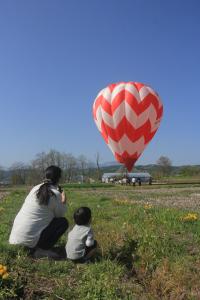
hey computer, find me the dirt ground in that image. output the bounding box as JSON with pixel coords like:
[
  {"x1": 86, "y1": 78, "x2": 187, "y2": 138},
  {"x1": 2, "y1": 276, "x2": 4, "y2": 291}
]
[
  {"x1": 0, "y1": 191, "x2": 9, "y2": 202},
  {"x1": 1, "y1": 185, "x2": 200, "y2": 210},
  {"x1": 77, "y1": 185, "x2": 200, "y2": 210}
]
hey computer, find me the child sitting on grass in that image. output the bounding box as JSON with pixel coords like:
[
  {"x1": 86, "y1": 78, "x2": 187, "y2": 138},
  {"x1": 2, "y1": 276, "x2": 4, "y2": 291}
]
[{"x1": 66, "y1": 207, "x2": 97, "y2": 263}]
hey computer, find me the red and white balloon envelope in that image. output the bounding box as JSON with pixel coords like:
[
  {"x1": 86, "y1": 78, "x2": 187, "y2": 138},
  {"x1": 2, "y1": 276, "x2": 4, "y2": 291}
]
[{"x1": 92, "y1": 82, "x2": 163, "y2": 171}]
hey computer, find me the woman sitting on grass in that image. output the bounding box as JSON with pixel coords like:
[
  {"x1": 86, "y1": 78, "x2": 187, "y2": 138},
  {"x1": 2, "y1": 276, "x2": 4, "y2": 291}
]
[
  {"x1": 9, "y1": 165, "x2": 68, "y2": 259},
  {"x1": 66, "y1": 207, "x2": 97, "y2": 263}
]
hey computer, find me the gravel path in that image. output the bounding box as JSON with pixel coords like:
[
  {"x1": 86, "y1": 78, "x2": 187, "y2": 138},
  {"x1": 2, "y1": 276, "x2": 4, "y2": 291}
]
[
  {"x1": 73, "y1": 186, "x2": 200, "y2": 210},
  {"x1": 0, "y1": 191, "x2": 9, "y2": 202}
]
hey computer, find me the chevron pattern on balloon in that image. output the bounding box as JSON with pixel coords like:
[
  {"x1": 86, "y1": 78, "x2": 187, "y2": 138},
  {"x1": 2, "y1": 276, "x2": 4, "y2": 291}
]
[
  {"x1": 95, "y1": 101, "x2": 160, "y2": 131},
  {"x1": 107, "y1": 135, "x2": 146, "y2": 156},
  {"x1": 92, "y1": 82, "x2": 163, "y2": 171}
]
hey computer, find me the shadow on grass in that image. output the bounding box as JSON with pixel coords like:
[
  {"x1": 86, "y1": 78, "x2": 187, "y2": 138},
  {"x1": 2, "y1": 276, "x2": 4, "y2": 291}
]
[
  {"x1": 52, "y1": 245, "x2": 67, "y2": 259},
  {"x1": 22, "y1": 239, "x2": 139, "y2": 272},
  {"x1": 52, "y1": 239, "x2": 139, "y2": 270},
  {"x1": 22, "y1": 245, "x2": 67, "y2": 261},
  {"x1": 107, "y1": 238, "x2": 139, "y2": 275}
]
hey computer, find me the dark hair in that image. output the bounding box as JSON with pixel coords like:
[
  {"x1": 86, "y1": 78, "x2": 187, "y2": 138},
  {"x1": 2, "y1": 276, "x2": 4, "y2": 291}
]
[
  {"x1": 37, "y1": 166, "x2": 62, "y2": 205},
  {"x1": 74, "y1": 207, "x2": 91, "y2": 225}
]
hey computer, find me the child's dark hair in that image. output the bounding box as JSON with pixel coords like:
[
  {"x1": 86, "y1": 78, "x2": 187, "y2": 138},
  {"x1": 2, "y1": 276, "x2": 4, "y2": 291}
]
[
  {"x1": 37, "y1": 165, "x2": 62, "y2": 206},
  {"x1": 74, "y1": 207, "x2": 91, "y2": 225}
]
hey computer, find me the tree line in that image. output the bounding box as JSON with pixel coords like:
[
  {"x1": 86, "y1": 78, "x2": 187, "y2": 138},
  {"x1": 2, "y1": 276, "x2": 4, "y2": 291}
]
[
  {"x1": 0, "y1": 152, "x2": 199, "y2": 185},
  {"x1": 0, "y1": 150, "x2": 99, "y2": 185},
  {"x1": 154, "y1": 156, "x2": 200, "y2": 178}
]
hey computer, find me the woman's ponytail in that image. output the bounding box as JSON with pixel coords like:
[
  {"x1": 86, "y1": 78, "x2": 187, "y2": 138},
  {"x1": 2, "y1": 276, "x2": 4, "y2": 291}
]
[
  {"x1": 36, "y1": 179, "x2": 54, "y2": 205},
  {"x1": 36, "y1": 166, "x2": 62, "y2": 206}
]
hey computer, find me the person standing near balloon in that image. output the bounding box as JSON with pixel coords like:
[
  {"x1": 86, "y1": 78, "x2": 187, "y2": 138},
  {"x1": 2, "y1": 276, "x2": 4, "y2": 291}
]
[{"x1": 9, "y1": 165, "x2": 68, "y2": 259}]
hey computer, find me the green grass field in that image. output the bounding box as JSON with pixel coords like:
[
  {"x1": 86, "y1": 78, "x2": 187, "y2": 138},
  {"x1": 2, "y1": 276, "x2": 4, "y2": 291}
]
[{"x1": 1, "y1": 184, "x2": 200, "y2": 299}]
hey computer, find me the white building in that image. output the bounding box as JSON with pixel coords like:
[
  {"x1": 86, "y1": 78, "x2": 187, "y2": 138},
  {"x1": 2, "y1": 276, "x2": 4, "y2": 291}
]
[{"x1": 102, "y1": 172, "x2": 152, "y2": 184}]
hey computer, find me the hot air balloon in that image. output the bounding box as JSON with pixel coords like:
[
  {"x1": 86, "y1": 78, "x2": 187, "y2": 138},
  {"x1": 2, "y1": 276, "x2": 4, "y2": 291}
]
[{"x1": 92, "y1": 82, "x2": 163, "y2": 171}]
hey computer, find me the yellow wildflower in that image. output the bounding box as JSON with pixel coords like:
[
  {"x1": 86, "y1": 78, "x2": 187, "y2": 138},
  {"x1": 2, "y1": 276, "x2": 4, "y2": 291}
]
[
  {"x1": 2, "y1": 266, "x2": 7, "y2": 272},
  {"x1": 2, "y1": 272, "x2": 9, "y2": 280},
  {"x1": 144, "y1": 204, "x2": 153, "y2": 209},
  {"x1": 0, "y1": 264, "x2": 8, "y2": 278},
  {"x1": 0, "y1": 269, "x2": 4, "y2": 275},
  {"x1": 181, "y1": 213, "x2": 198, "y2": 222},
  {"x1": 114, "y1": 198, "x2": 133, "y2": 205}
]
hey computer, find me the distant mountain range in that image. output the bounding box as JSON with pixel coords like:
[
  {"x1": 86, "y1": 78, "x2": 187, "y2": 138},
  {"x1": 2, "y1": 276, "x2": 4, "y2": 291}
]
[
  {"x1": 100, "y1": 161, "x2": 122, "y2": 167},
  {"x1": 100, "y1": 162, "x2": 200, "y2": 175},
  {"x1": 1, "y1": 163, "x2": 200, "y2": 183}
]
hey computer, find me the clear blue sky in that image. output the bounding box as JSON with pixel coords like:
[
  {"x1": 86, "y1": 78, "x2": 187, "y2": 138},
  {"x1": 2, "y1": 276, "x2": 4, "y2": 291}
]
[{"x1": 0, "y1": 0, "x2": 200, "y2": 167}]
